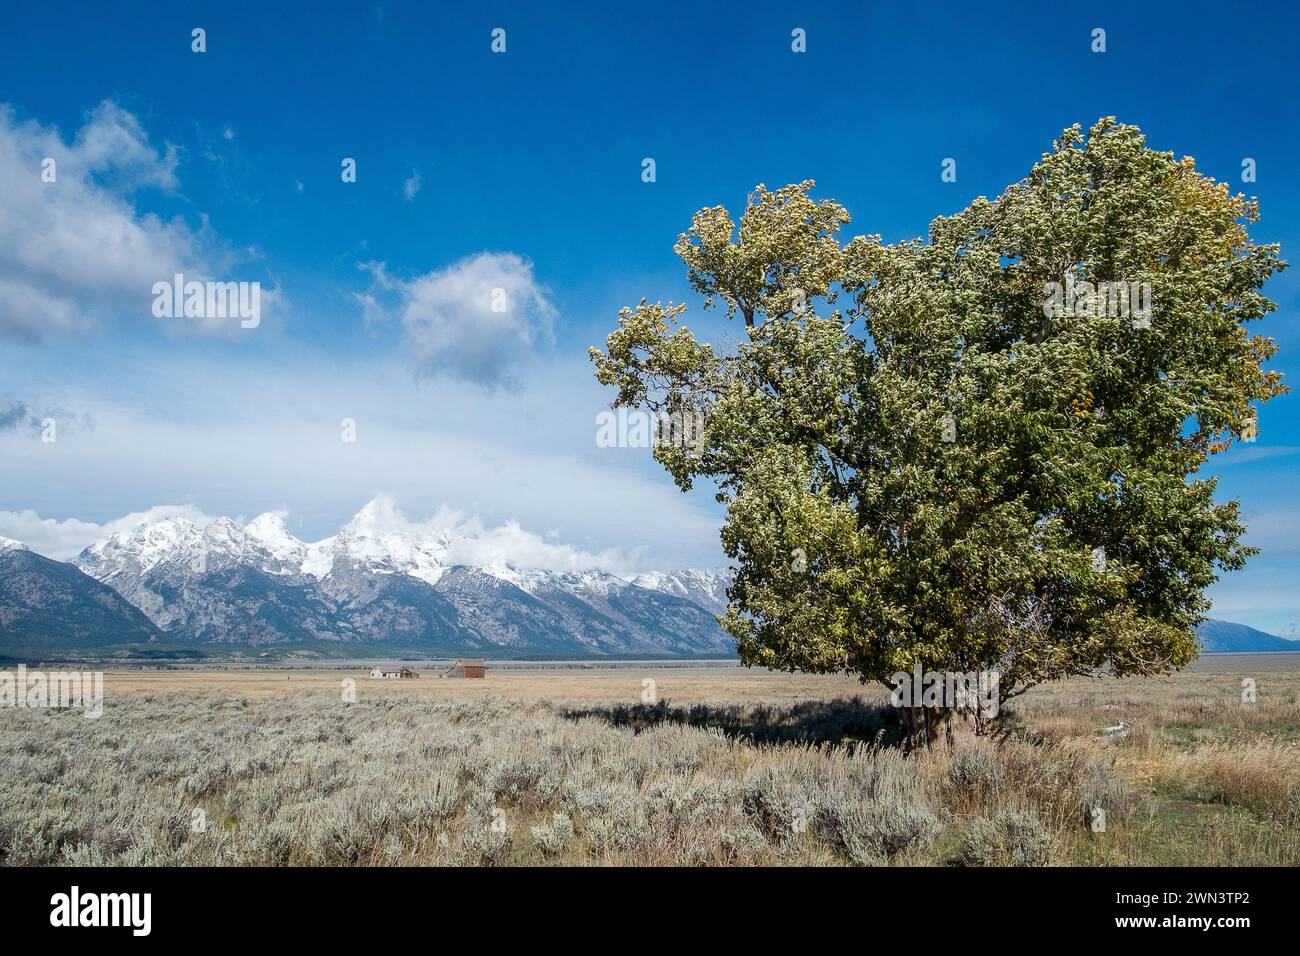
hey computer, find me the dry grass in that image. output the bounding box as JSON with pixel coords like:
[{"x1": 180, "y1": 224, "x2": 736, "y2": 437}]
[
  {"x1": 86, "y1": 667, "x2": 870, "y2": 703},
  {"x1": 1, "y1": 663, "x2": 1297, "y2": 866},
  {"x1": 1150, "y1": 742, "x2": 1300, "y2": 820}
]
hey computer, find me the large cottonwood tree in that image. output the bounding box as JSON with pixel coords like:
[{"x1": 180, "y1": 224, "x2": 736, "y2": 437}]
[{"x1": 591, "y1": 119, "x2": 1285, "y2": 743}]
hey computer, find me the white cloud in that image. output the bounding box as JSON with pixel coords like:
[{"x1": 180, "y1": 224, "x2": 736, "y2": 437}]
[
  {"x1": 0, "y1": 100, "x2": 268, "y2": 342},
  {"x1": 0, "y1": 345, "x2": 725, "y2": 569},
  {"x1": 1, "y1": 493, "x2": 649, "y2": 574},
  {"x1": 358, "y1": 252, "x2": 556, "y2": 387},
  {"x1": 340, "y1": 493, "x2": 644, "y2": 573},
  {"x1": 70, "y1": 102, "x2": 179, "y2": 191},
  {"x1": 444, "y1": 516, "x2": 642, "y2": 574},
  {"x1": 351, "y1": 291, "x2": 386, "y2": 327},
  {"x1": 402, "y1": 170, "x2": 421, "y2": 200},
  {"x1": 0, "y1": 504, "x2": 212, "y2": 561}
]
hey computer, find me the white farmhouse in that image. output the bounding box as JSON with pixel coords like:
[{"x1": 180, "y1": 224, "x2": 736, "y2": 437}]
[{"x1": 369, "y1": 665, "x2": 416, "y2": 679}]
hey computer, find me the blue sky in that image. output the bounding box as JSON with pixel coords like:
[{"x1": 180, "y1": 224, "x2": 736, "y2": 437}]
[{"x1": 0, "y1": 1, "x2": 1296, "y2": 634}]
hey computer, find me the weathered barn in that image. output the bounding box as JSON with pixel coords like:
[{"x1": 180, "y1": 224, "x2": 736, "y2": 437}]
[
  {"x1": 369, "y1": 665, "x2": 417, "y2": 679},
  {"x1": 443, "y1": 659, "x2": 486, "y2": 679}
]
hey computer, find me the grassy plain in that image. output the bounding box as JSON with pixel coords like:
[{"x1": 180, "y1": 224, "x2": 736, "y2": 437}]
[{"x1": 2, "y1": 657, "x2": 1297, "y2": 866}]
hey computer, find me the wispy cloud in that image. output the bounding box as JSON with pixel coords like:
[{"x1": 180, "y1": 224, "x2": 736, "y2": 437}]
[
  {"x1": 1242, "y1": 508, "x2": 1300, "y2": 560},
  {"x1": 1215, "y1": 445, "x2": 1300, "y2": 466},
  {"x1": 0, "y1": 399, "x2": 40, "y2": 434},
  {"x1": 0, "y1": 397, "x2": 91, "y2": 438},
  {"x1": 402, "y1": 170, "x2": 421, "y2": 200}
]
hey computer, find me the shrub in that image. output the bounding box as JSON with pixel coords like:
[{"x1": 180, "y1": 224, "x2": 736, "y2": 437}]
[
  {"x1": 464, "y1": 824, "x2": 512, "y2": 866},
  {"x1": 815, "y1": 792, "x2": 942, "y2": 865},
  {"x1": 741, "y1": 768, "x2": 810, "y2": 844},
  {"x1": 718, "y1": 822, "x2": 769, "y2": 861},
  {"x1": 585, "y1": 810, "x2": 654, "y2": 857},
  {"x1": 305, "y1": 804, "x2": 369, "y2": 865},
  {"x1": 531, "y1": 812, "x2": 575, "y2": 858},
  {"x1": 959, "y1": 809, "x2": 1054, "y2": 866},
  {"x1": 416, "y1": 774, "x2": 462, "y2": 824}
]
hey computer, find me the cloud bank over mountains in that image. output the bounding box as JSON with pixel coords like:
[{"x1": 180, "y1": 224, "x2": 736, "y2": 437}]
[
  {"x1": 0, "y1": 504, "x2": 214, "y2": 562},
  {"x1": 0, "y1": 98, "x2": 712, "y2": 574},
  {"x1": 0, "y1": 496, "x2": 735, "y2": 656},
  {"x1": 0, "y1": 494, "x2": 648, "y2": 574}
]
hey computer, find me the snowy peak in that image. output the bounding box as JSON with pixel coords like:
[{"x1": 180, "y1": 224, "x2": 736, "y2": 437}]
[
  {"x1": 201, "y1": 517, "x2": 245, "y2": 550},
  {"x1": 325, "y1": 496, "x2": 458, "y2": 584},
  {"x1": 510, "y1": 568, "x2": 633, "y2": 597},
  {"x1": 77, "y1": 513, "x2": 306, "y2": 582},
  {"x1": 244, "y1": 512, "x2": 296, "y2": 548},
  {"x1": 626, "y1": 568, "x2": 731, "y2": 613},
  {"x1": 56, "y1": 497, "x2": 737, "y2": 655},
  {"x1": 243, "y1": 513, "x2": 312, "y2": 569},
  {"x1": 80, "y1": 517, "x2": 205, "y2": 574},
  {"x1": 0, "y1": 535, "x2": 30, "y2": 553},
  {"x1": 301, "y1": 537, "x2": 337, "y2": 579},
  {"x1": 71, "y1": 497, "x2": 732, "y2": 607}
]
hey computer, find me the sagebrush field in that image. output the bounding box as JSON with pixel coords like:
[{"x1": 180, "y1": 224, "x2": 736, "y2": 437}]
[{"x1": 2, "y1": 662, "x2": 1297, "y2": 866}]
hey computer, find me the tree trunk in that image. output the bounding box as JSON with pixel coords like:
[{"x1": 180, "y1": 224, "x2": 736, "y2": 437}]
[
  {"x1": 900, "y1": 705, "x2": 980, "y2": 749},
  {"x1": 898, "y1": 705, "x2": 924, "y2": 750}
]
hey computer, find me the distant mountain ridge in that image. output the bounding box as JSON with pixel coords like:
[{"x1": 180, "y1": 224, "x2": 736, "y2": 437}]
[
  {"x1": 1196, "y1": 619, "x2": 1300, "y2": 653},
  {"x1": 1, "y1": 507, "x2": 1296, "y2": 660},
  {"x1": 54, "y1": 500, "x2": 735, "y2": 657},
  {"x1": 0, "y1": 539, "x2": 161, "y2": 651}
]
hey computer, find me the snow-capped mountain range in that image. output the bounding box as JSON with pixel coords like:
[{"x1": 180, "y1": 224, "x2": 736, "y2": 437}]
[
  {"x1": 74, "y1": 501, "x2": 730, "y2": 612},
  {"x1": 4, "y1": 503, "x2": 1297, "y2": 658},
  {"x1": 2, "y1": 498, "x2": 735, "y2": 657}
]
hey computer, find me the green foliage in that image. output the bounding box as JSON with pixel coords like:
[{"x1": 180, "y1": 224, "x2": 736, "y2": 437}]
[{"x1": 591, "y1": 118, "x2": 1286, "y2": 701}]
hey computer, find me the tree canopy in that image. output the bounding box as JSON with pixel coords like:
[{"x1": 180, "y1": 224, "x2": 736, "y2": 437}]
[{"x1": 591, "y1": 118, "x2": 1286, "y2": 721}]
